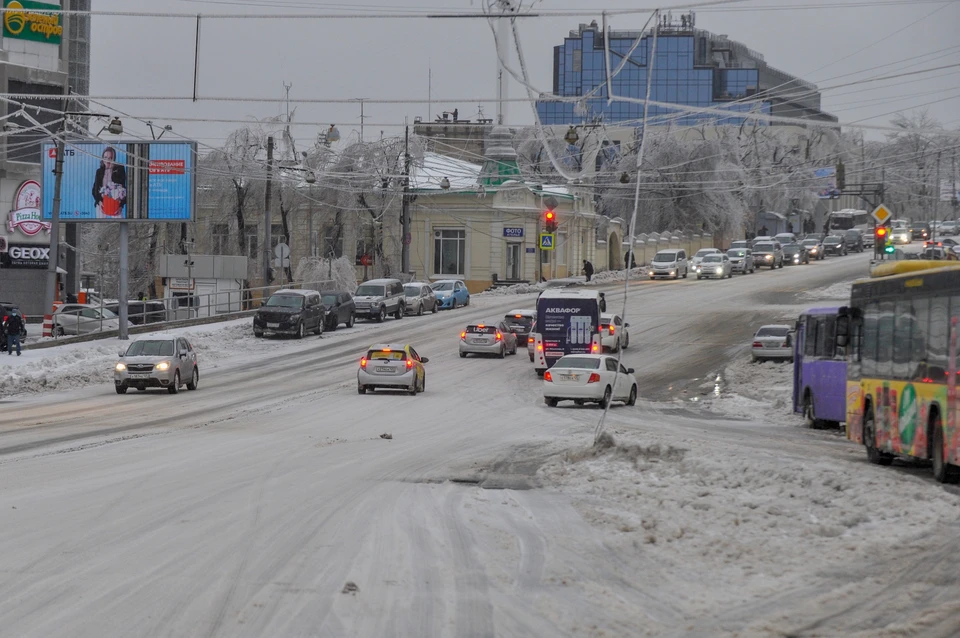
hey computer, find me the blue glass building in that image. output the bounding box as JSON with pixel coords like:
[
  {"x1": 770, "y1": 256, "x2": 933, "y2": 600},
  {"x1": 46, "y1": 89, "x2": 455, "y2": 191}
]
[{"x1": 536, "y1": 16, "x2": 836, "y2": 128}]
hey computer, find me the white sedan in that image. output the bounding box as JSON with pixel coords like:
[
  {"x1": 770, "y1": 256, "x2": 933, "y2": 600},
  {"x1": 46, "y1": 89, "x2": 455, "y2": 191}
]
[
  {"x1": 600, "y1": 313, "x2": 630, "y2": 352},
  {"x1": 696, "y1": 253, "x2": 733, "y2": 279},
  {"x1": 543, "y1": 354, "x2": 638, "y2": 408}
]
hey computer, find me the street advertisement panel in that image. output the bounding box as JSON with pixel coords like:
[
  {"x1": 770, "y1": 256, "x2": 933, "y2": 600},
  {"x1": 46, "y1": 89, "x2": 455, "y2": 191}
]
[
  {"x1": 40, "y1": 141, "x2": 196, "y2": 222},
  {"x1": 939, "y1": 179, "x2": 959, "y2": 202},
  {"x1": 814, "y1": 167, "x2": 839, "y2": 199},
  {"x1": 2, "y1": 0, "x2": 63, "y2": 45},
  {"x1": 536, "y1": 296, "x2": 600, "y2": 362}
]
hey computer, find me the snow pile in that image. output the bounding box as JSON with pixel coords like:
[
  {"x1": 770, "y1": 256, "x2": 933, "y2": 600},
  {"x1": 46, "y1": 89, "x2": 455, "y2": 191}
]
[
  {"x1": 803, "y1": 279, "x2": 855, "y2": 301},
  {"x1": 590, "y1": 267, "x2": 648, "y2": 284},
  {"x1": 0, "y1": 319, "x2": 256, "y2": 398},
  {"x1": 539, "y1": 428, "x2": 960, "y2": 622},
  {"x1": 701, "y1": 354, "x2": 799, "y2": 423},
  {"x1": 478, "y1": 282, "x2": 547, "y2": 296},
  {"x1": 293, "y1": 256, "x2": 357, "y2": 292}
]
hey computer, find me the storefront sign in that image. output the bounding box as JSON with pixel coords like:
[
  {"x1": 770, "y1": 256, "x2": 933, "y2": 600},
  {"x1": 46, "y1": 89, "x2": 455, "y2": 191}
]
[
  {"x1": 3, "y1": 0, "x2": 63, "y2": 44},
  {"x1": 503, "y1": 227, "x2": 524, "y2": 238},
  {"x1": 2, "y1": 243, "x2": 49, "y2": 268},
  {"x1": 168, "y1": 277, "x2": 195, "y2": 290},
  {"x1": 7, "y1": 179, "x2": 50, "y2": 237}
]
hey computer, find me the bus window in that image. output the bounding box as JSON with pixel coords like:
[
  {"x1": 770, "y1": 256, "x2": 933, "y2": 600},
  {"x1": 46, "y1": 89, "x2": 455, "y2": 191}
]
[
  {"x1": 928, "y1": 297, "x2": 949, "y2": 377},
  {"x1": 876, "y1": 301, "x2": 895, "y2": 378},
  {"x1": 862, "y1": 301, "x2": 880, "y2": 378},
  {"x1": 912, "y1": 298, "x2": 930, "y2": 381},
  {"x1": 893, "y1": 300, "x2": 914, "y2": 380},
  {"x1": 805, "y1": 318, "x2": 818, "y2": 357},
  {"x1": 848, "y1": 316, "x2": 862, "y2": 380}
]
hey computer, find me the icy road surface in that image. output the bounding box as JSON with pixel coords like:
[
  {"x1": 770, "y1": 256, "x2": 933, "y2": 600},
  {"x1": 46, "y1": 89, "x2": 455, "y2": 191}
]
[{"x1": 1, "y1": 254, "x2": 958, "y2": 637}]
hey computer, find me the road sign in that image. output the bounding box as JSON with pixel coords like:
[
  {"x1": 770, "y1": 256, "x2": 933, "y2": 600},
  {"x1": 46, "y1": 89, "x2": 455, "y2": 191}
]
[
  {"x1": 539, "y1": 233, "x2": 555, "y2": 250},
  {"x1": 359, "y1": 254, "x2": 373, "y2": 267},
  {"x1": 871, "y1": 204, "x2": 892, "y2": 225},
  {"x1": 273, "y1": 257, "x2": 290, "y2": 268},
  {"x1": 274, "y1": 242, "x2": 290, "y2": 259}
]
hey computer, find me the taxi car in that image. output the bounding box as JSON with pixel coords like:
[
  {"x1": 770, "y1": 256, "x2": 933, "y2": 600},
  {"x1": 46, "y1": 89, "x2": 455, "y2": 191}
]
[{"x1": 357, "y1": 343, "x2": 429, "y2": 395}]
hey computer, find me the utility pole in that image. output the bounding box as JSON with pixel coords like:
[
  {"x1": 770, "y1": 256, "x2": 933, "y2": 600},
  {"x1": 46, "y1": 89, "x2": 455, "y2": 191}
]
[
  {"x1": 934, "y1": 151, "x2": 941, "y2": 241},
  {"x1": 401, "y1": 123, "x2": 411, "y2": 275},
  {"x1": 263, "y1": 136, "x2": 274, "y2": 287},
  {"x1": 953, "y1": 152, "x2": 958, "y2": 220},
  {"x1": 353, "y1": 98, "x2": 369, "y2": 142},
  {"x1": 43, "y1": 112, "x2": 66, "y2": 329}
]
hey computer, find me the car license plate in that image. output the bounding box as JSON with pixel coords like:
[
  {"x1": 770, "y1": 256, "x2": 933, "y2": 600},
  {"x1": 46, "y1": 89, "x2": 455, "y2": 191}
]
[
  {"x1": 267, "y1": 322, "x2": 280, "y2": 328},
  {"x1": 128, "y1": 373, "x2": 150, "y2": 379},
  {"x1": 376, "y1": 366, "x2": 393, "y2": 373},
  {"x1": 471, "y1": 339, "x2": 486, "y2": 344},
  {"x1": 562, "y1": 373, "x2": 580, "y2": 381}
]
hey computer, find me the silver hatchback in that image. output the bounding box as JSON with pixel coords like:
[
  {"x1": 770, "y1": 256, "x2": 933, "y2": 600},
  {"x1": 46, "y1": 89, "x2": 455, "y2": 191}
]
[
  {"x1": 459, "y1": 322, "x2": 519, "y2": 358},
  {"x1": 114, "y1": 337, "x2": 199, "y2": 394}
]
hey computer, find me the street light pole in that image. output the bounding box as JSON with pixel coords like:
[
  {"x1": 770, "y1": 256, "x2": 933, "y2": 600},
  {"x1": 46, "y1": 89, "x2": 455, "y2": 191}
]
[
  {"x1": 401, "y1": 123, "x2": 411, "y2": 275},
  {"x1": 263, "y1": 136, "x2": 274, "y2": 287},
  {"x1": 43, "y1": 137, "x2": 65, "y2": 323}
]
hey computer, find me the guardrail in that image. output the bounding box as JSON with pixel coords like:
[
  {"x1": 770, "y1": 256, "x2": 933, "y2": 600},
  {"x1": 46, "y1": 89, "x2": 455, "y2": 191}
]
[{"x1": 28, "y1": 278, "x2": 335, "y2": 347}]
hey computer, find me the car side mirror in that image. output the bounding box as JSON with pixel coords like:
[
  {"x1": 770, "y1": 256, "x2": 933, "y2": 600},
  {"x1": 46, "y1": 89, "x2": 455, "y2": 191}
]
[
  {"x1": 625, "y1": 323, "x2": 630, "y2": 327},
  {"x1": 118, "y1": 350, "x2": 125, "y2": 357},
  {"x1": 627, "y1": 368, "x2": 635, "y2": 374},
  {"x1": 420, "y1": 357, "x2": 430, "y2": 364}
]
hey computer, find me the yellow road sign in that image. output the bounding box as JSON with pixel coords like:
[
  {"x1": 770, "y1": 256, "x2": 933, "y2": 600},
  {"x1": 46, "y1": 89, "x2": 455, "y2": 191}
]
[
  {"x1": 871, "y1": 204, "x2": 892, "y2": 225},
  {"x1": 539, "y1": 233, "x2": 555, "y2": 250}
]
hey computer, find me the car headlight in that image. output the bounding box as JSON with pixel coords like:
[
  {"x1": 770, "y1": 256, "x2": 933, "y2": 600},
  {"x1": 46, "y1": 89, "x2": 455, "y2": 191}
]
[
  {"x1": 696, "y1": 266, "x2": 702, "y2": 272},
  {"x1": 156, "y1": 361, "x2": 170, "y2": 371},
  {"x1": 115, "y1": 362, "x2": 126, "y2": 371},
  {"x1": 794, "y1": 256, "x2": 800, "y2": 262},
  {"x1": 765, "y1": 255, "x2": 773, "y2": 260},
  {"x1": 669, "y1": 270, "x2": 675, "y2": 275},
  {"x1": 715, "y1": 267, "x2": 723, "y2": 273},
  {"x1": 289, "y1": 313, "x2": 301, "y2": 320}
]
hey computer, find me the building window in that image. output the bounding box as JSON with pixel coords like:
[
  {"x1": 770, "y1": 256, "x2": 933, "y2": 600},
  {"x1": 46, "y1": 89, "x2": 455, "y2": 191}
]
[
  {"x1": 356, "y1": 223, "x2": 376, "y2": 265},
  {"x1": 572, "y1": 49, "x2": 582, "y2": 72},
  {"x1": 271, "y1": 223, "x2": 284, "y2": 248},
  {"x1": 211, "y1": 223, "x2": 230, "y2": 254},
  {"x1": 245, "y1": 227, "x2": 259, "y2": 262},
  {"x1": 321, "y1": 225, "x2": 343, "y2": 259},
  {"x1": 557, "y1": 233, "x2": 567, "y2": 265},
  {"x1": 433, "y1": 229, "x2": 465, "y2": 275}
]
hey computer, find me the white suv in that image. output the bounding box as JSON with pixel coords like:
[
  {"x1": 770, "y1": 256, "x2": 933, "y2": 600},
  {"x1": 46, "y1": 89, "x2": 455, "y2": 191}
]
[{"x1": 649, "y1": 249, "x2": 688, "y2": 279}]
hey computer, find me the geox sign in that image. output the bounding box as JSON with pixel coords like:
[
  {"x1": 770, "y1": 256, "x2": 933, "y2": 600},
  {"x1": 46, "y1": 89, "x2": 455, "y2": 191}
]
[{"x1": 3, "y1": 244, "x2": 49, "y2": 268}]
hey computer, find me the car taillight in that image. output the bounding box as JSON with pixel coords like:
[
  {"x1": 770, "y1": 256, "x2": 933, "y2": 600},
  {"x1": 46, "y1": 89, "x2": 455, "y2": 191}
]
[
  {"x1": 496, "y1": 332, "x2": 502, "y2": 341},
  {"x1": 608, "y1": 325, "x2": 615, "y2": 335},
  {"x1": 460, "y1": 331, "x2": 466, "y2": 340},
  {"x1": 587, "y1": 372, "x2": 601, "y2": 383},
  {"x1": 360, "y1": 358, "x2": 367, "y2": 368},
  {"x1": 406, "y1": 359, "x2": 413, "y2": 369},
  {"x1": 544, "y1": 371, "x2": 553, "y2": 382},
  {"x1": 528, "y1": 337, "x2": 534, "y2": 344},
  {"x1": 752, "y1": 341, "x2": 762, "y2": 348},
  {"x1": 591, "y1": 343, "x2": 599, "y2": 352}
]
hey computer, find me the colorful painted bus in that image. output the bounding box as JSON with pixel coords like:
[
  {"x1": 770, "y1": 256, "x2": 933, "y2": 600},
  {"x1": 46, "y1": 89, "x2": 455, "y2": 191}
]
[
  {"x1": 533, "y1": 289, "x2": 602, "y2": 377},
  {"x1": 793, "y1": 307, "x2": 847, "y2": 429},
  {"x1": 842, "y1": 261, "x2": 960, "y2": 483}
]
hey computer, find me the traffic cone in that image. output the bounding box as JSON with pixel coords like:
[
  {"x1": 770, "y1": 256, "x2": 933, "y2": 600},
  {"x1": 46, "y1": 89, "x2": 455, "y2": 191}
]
[{"x1": 42, "y1": 314, "x2": 53, "y2": 337}]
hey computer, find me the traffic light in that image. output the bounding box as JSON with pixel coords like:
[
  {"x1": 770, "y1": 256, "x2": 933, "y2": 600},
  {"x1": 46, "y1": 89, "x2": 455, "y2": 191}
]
[
  {"x1": 875, "y1": 226, "x2": 888, "y2": 243},
  {"x1": 884, "y1": 242, "x2": 895, "y2": 255},
  {"x1": 543, "y1": 210, "x2": 558, "y2": 233},
  {"x1": 836, "y1": 161, "x2": 846, "y2": 190}
]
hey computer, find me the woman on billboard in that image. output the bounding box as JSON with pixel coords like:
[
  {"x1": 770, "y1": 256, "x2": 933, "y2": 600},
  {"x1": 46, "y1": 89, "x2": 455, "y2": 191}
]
[{"x1": 92, "y1": 146, "x2": 127, "y2": 217}]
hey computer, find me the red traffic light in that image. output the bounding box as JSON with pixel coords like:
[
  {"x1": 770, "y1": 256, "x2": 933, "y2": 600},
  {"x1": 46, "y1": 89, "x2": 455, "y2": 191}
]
[
  {"x1": 876, "y1": 227, "x2": 888, "y2": 238},
  {"x1": 544, "y1": 211, "x2": 555, "y2": 222}
]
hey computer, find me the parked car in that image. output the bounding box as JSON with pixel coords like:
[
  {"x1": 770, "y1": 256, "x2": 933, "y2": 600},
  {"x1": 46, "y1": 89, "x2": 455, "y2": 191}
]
[
  {"x1": 773, "y1": 232, "x2": 797, "y2": 245},
  {"x1": 843, "y1": 229, "x2": 865, "y2": 253},
  {"x1": 432, "y1": 279, "x2": 470, "y2": 309},
  {"x1": 600, "y1": 313, "x2": 630, "y2": 352},
  {"x1": 752, "y1": 241, "x2": 784, "y2": 269},
  {"x1": 114, "y1": 337, "x2": 199, "y2": 395},
  {"x1": 357, "y1": 343, "x2": 428, "y2": 395},
  {"x1": 695, "y1": 253, "x2": 733, "y2": 279},
  {"x1": 821, "y1": 235, "x2": 848, "y2": 256},
  {"x1": 253, "y1": 289, "x2": 324, "y2": 338},
  {"x1": 910, "y1": 222, "x2": 931, "y2": 241},
  {"x1": 691, "y1": 248, "x2": 722, "y2": 271},
  {"x1": 542, "y1": 354, "x2": 638, "y2": 408},
  {"x1": 503, "y1": 309, "x2": 535, "y2": 339},
  {"x1": 459, "y1": 322, "x2": 519, "y2": 358},
  {"x1": 727, "y1": 248, "x2": 755, "y2": 274},
  {"x1": 751, "y1": 325, "x2": 793, "y2": 362},
  {"x1": 403, "y1": 282, "x2": 438, "y2": 315},
  {"x1": 53, "y1": 303, "x2": 124, "y2": 336},
  {"x1": 800, "y1": 237, "x2": 825, "y2": 260},
  {"x1": 939, "y1": 220, "x2": 958, "y2": 236},
  {"x1": 782, "y1": 243, "x2": 810, "y2": 265},
  {"x1": 354, "y1": 278, "x2": 405, "y2": 321},
  {"x1": 320, "y1": 291, "x2": 356, "y2": 330},
  {"x1": 648, "y1": 249, "x2": 688, "y2": 279},
  {"x1": 729, "y1": 240, "x2": 749, "y2": 251},
  {"x1": 104, "y1": 300, "x2": 167, "y2": 325}
]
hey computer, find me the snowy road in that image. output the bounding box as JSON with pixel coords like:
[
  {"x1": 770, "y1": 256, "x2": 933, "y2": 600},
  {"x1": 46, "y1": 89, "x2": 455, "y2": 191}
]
[{"x1": 2, "y1": 254, "x2": 959, "y2": 637}]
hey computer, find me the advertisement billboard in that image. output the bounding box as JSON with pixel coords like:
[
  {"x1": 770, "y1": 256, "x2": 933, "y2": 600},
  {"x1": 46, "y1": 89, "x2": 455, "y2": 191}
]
[
  {"x1": 2, "y1": 0, "x2": 63, "y2": 45},
  {"x1": 940, "y1": 179, "x2": 959, "y2": 202},
  {"x1": 814, "y1": 167, "x2": 840, "y2": 199},
  {"x1": 40, "y1": 140, "x2": 196, "y2": 222}
]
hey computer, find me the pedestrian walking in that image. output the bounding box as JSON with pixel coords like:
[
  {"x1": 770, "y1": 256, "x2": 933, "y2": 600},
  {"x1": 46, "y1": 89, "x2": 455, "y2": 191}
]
[
  {"x1": 582, "y1": 259, "x2": 594, "y2": 282},
  {"x1": 4, "y1": 311, "x2": 24, "y2": 356},
  {"x1": 599, "y1": 292, "x2": 607, "y2": 312}
]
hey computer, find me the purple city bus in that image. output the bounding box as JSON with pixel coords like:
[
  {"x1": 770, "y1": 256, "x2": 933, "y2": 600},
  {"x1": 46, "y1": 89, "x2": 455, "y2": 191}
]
[{"x1": 793, "y1": 307, "x2": 848, "y2": 429}]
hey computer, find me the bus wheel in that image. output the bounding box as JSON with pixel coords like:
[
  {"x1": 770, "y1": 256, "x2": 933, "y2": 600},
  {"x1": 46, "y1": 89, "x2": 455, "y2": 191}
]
[
  {"x1": 864, "y1": 409, "x2": 893, "y2": 466},
  {"x1": 804, "y1": 393, "x2": 825, "y2": 429},
  {"x1": 931, "y1": 413, "x2": 960, "y2": 483}
]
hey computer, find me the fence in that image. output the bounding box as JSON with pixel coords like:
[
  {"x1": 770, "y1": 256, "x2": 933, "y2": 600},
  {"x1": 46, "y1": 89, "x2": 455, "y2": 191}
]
[
  {"x1": 42, "y1": 279, "x2": 335, "y2": 342},
  {"x1": 621, "y1": 231, "x2": 716, "y2": 266}
]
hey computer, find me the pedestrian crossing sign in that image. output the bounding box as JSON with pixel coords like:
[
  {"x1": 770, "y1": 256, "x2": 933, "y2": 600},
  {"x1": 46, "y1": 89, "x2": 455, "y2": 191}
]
[{"x1": 539, "y1": 233, "x2": 555, "y2": 250}]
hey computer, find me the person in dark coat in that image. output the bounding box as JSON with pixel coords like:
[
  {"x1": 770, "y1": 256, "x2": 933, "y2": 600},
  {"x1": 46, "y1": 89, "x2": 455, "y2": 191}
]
[
  {"x1": 582, "y1": 259, "x2": 594, "y2": 282},
  {"x1": 625, "y1": 250, "x2": 637, "y2": 268},
  {"x1": 599, "y1": 292, "x2": 607, "y2": 312},
  {"x1": 92, "y1": 146, "x2": 127, "y2": 218},
  {"x1": 4, "y1": 311, "x2": 24, "y2": 356}
]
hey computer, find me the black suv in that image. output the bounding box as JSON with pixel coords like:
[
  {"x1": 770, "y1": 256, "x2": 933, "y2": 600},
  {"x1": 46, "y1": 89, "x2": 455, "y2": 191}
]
[
  {"x1": 320, "y1": 291, "x2": 356, "y2": 331},
  {"x1": 253, "y1": 289, "x2": 324, "y2": 338},
  {"x1": 843, "y1": 229, "x2": 865, "y2": 253}
]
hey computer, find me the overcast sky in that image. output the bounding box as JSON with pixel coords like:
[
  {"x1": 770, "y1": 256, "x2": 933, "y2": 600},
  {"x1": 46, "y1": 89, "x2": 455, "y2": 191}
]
[{"x1": 88, "y1": 0, "x2": 960, "y2": 151}]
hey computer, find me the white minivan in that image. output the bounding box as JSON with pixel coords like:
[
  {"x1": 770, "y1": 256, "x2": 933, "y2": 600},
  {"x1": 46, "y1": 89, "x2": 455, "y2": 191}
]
[{"x1": 649, "y1": 249, "x2": 688, "y2": 280}]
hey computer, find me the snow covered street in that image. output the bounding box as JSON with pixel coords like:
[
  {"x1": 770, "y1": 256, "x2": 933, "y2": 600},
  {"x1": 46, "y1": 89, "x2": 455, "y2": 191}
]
[{"x1": 2, "y1": 253, "x2": 958, "y2": 637}]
